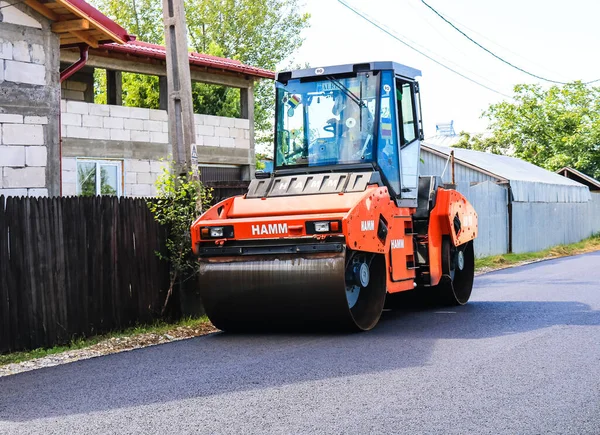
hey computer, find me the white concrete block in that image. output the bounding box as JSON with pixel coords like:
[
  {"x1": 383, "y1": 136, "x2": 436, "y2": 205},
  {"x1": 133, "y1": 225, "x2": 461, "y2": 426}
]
[
  {"x1": 62, "y1": 170, "x2": 76, "y2": 184},
  {"x1": 244, "y1": 130, "x2": 250, "y2": 139},
  {"x1": 62, "y1": 183, "x2": 77, "y2": 196},
  {"x1": 60, "y1": 99, "x2": 67, "y2": 112},
  {"x1": 137, "y1": 172, "x2": 154, "y2": 184},
  {"x1": 193, "y1": 114, "x2": 204, "y2": 125},
  {"x1": 150, "y1": 132, "x2": 168, "y2": 143},
  {"x1": 235, "y1": 138, "x2": 251, "y2": 149},
  {"x1": 197, "y1": 125, "x2": 214, "y2": 136},
  {"x1": 89, "y1": 104, "x2": 110, "y2": 117},
  {"x1": 128, "y1": 159, "x2": 150, "y2": 172},
  {"x1": 28, "y1": 188, "x2": 48, "y2": 197},
  {"x1": 125, "y1": 172, "x2": 137, "y2": 184},
  {"x1": 220, "y1": 117, "x2": 235, "y2": 128},
  {"x1": 234, "y1": 118, "x2": 250, "y2": 129},
  {"x1": 88, "y1": 128, "x2": 110, "y2": 140},
  {"x1": 3, "y1": 124, "x2": 44, "y2": 145},
  {"x1": 65, "y1": 125, "x2": 89, "y2": 138},
  {"x1": 144, "y1": 120, "x2": 163, "y2": 132},
  {"x1": 204, "y1": 115, "x2": 220, "y2": 126},
  {"x1": 110, "y1": 105, "x2": 130, "y2": 118},
  {"x1": 230, "y1": 127, "x2": 244, "y2": 139},
  {"x1": 195, "y1": 135, "x2": 204, "y2": 146},
  {"x1": 66, "y1": 100, "x2": 89, "y2": 115},
  {"x1": 3, "y1": 167, "x2": 45, "y2": 188},
  {"x1": 0, "y1": 59, "x2": 3, "y2": 82},
  {"x1": 150, "y1": 161, "x2": 166, "y2": 173},
  {"x1": 219, "y1": 136, "x2": 235, "y2": 147},
  {"x1": 1, "y1": 3, "x2": 42, "y2": 28},
  {"x1": 103, "y1": 117, "x2": 124, "y2": 129},
  {"x1": 12, "y1": 41, "x2": 30, "y2": 62},
  {"x1": 24, "y1": 116, "x2": 48, "y2": 125},
  {"x1": 162, "y1": 122, "x2": 169, "y2": 133},
  {"x1": 30, "y1": 44, "x2": 45, "y2": 65},
  {"x1": 61, "y1": 113, "x2": 81, "y2": 127},
  {"x1": 124, "y1": 118, "x2": 144, "y2": 130},
  {"x1": 129, "y1": 107, "x2": 150, "y2": 120},
  {"x1": 4, "y1": 60, "x2": 45, "y2": 86},
  {"x1": 26, "y1": 146, "x2": 47, "y2": 166},
  {"x1": 62, "y1": 158, "x2": 77, "y2": 172},
  {"x1": 82, "y1": 115, "x2": 103, "y2": 128},
  {"x1": 0, "y1": 41, "x2": 12, "y2": 60},
  {"x1": 215, "y1": 127, "x2": 230, "y2": 138},
  {"x1": 130, "y1": 130, "x2": 150, "y2": 142},
  {"x1": 110, "y1": 129, "x2": 130, "y2": 141},
  {"x1": 0, "y1": 114, "x2": 23, "y2": 123},
  {"x1": 149, "y1": 109, "x2": 168, "y2": 121},
  {"x1": 0, "y1": 146, "x2": 25, "y2": 166},
  {"x1": 203, "y1": 136, "x2": 219, "y2": 147},
  {"x1": 130, "y1": 183, "x2": 153, "y2": 197},
  {"x1": 0, "y1": 188, "x2": 28, "y2": 197}
]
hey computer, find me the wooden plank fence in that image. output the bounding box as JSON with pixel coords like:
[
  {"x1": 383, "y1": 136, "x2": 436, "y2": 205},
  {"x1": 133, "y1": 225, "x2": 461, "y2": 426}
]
[{"x1": 0, "y1": 196, "x2": 172, "y2": 353}]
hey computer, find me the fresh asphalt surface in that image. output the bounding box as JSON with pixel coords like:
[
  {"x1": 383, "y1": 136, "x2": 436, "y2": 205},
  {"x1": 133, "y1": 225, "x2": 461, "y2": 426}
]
[{"x1": 1, "y1": 252, "x2": 599, "y2": 434}]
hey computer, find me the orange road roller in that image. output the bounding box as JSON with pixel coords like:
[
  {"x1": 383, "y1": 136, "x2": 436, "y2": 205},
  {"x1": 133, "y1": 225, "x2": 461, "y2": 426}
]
[{"x1": 191, "y1": 62, "x2": 478, "y2": 331}]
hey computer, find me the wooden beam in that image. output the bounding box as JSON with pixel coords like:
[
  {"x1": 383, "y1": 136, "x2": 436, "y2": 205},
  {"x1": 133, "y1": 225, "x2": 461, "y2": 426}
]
[
  {"x1": 24, "y1": 0, "x2": 59, "y2": 21},
  {"x1": 68, "y1": 30, "x2": 99, "y2": 48},
  {"x1": 56, "y1": 0, "x2": 126, "y2": 44},
  {"x1": 52, "y1": 19, "x2": 89, "y2": 33}
]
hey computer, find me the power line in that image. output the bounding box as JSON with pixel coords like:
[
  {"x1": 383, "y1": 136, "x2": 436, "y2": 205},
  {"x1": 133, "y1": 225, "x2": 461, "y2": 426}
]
[
  {"x1": 420, "y1": 0, "x2": 600, "y2": 85},
  {"x1": 337, "y1": 0, "x2": 512, "y2": 98}
]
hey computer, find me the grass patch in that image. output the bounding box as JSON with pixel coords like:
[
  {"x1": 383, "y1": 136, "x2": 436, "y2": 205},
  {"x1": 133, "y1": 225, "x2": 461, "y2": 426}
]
[
  {"x1": 475, "y1": 233, "x2": 600, "y2": 271},
  {"x1": 0, "y1": 316, "x2": 211, "y2": 366}
]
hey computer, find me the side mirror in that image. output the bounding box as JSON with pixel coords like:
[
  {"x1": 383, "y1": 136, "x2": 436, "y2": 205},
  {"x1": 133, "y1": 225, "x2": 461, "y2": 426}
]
[{"x1": 255, "y1": 170, "x2": 271, "y2": 179}]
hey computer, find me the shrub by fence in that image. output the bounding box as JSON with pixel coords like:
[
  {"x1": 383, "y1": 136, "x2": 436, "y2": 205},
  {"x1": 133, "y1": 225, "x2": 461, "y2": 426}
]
[{"x1": 0, "y1": 195, "x2": 171, "y2": 353}]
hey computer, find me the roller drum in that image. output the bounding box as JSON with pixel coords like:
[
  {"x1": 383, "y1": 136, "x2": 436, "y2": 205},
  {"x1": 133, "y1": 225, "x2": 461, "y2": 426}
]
[{"x1": 198, "y1": 251, "x2": 386, "y2": 332}]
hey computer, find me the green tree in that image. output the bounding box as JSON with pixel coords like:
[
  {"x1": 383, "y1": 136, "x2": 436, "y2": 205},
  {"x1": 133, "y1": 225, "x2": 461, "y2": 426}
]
[
  {"x1": 90, "y1": 0, "x2": 310, "y2": 145},
  {"x1": 456, "y1": 82, "x2": 600, "y2": 179}
]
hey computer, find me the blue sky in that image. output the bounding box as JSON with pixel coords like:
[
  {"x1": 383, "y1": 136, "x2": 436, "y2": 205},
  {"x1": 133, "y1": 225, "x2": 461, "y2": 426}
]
[{"x1": 289, "y1": 0, "x2": 600, "y2": 137}]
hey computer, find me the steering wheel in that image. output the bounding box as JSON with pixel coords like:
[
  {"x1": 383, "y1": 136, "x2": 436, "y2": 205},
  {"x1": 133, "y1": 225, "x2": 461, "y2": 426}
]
[{"x1": 323, "y1": 118, "x2": 337, "y2": 134}]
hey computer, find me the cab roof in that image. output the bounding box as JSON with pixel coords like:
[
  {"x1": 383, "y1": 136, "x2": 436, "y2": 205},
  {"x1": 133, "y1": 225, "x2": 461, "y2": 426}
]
[{"x1": 276, "y1": 61, "x2": 422, "y2": 83}]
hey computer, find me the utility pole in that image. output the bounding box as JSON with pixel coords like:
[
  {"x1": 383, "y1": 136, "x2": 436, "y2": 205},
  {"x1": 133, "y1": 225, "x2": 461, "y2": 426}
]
[{"x1": 161, "y1": 0, "x2": 197, "y2": 177}]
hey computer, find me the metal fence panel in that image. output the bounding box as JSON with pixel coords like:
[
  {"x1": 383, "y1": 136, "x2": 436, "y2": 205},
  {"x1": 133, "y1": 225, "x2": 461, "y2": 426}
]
[
  {"x1": 512, "y1": 194, "x2": 600, "y2": 253},
  {"x1": 454, "y1": 181, "x2": 509, "y2": 258}
]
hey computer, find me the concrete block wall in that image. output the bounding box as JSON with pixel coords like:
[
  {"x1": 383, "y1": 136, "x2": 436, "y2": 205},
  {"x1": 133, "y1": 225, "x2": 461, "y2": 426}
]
[
  {"x1": 0, "y1": 1, "x2": 60, "y2": 196},
  {"x1": 61, "y1": 101, "x2": 251, "y2": 149}
]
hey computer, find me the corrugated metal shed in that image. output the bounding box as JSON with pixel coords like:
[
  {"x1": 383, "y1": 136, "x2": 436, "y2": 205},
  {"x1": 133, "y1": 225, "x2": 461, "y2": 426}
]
[{"x1": 421, "y1": 142, "x2": 590, "y2": 203}]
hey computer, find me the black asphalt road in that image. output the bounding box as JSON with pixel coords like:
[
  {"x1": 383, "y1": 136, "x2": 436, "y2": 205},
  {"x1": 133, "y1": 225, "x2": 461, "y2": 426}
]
[{"x1": 1, "y1": 252, "x2": 599, "y2": 434}]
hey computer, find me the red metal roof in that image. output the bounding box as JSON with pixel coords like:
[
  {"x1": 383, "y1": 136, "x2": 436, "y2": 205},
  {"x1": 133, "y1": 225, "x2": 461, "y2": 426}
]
[
  {"x1": 100, "y1": 40, "x2": 275, "y2": 80},
  {"x1": 56, "y1": 0, "x2": 134, "y2": 45}
]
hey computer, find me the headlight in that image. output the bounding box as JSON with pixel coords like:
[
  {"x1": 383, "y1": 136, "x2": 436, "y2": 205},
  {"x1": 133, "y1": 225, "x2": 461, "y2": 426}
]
[
  {"x1": 314, "y1": 222, "x2": 330, "y2": 233},
  {"x1": 200, "y1": 225, "x2": 234, "y2": 239},
  {"x1": 210, "y1": 227, "x2": 224, "y2": 238}
]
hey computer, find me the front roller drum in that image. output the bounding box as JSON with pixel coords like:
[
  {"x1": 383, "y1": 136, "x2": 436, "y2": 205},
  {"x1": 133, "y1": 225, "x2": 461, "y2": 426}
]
[{"x1": 198, "y1": 251, "x2": 386, "y2": 332}]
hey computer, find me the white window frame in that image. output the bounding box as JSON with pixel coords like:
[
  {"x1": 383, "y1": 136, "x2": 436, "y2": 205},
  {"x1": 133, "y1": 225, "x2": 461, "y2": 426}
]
[{"x1": 76, "y1": 158, "x2": 123, "y2": 196}]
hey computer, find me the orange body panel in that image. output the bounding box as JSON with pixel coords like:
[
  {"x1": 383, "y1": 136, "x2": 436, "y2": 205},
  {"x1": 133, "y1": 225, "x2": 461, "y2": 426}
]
[
  {"x1": 427, "y1": 188, "x2": 479, "y2": 286},
  {"x1": 191, "y1": 185, "x2": 477, "y2": 294}
]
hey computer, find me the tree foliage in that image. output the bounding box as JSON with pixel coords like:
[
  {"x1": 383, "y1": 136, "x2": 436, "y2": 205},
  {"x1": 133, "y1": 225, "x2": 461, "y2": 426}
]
[
  {"x1": 91, "y1": 0, "x2": 310, "y2": 144},
  {"x1": 456, "y1": 82, "x2": 600, "y2": 179}
]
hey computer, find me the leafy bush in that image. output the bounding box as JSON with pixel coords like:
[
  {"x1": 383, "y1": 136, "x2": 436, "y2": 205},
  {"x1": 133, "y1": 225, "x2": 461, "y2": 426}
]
[{"x1": 148, "y1": 163, "x2": 212, "y2": 313}]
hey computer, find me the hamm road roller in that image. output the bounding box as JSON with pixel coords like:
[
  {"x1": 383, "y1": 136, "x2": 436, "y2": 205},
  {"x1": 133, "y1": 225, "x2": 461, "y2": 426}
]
[{"x1": 190, "y1": 62, "x2": 478, "y2": 331}]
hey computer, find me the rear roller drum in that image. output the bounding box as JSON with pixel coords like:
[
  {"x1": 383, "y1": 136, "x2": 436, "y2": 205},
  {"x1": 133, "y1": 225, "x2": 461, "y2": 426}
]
[{"x1": 435, "y1": 237, "x2": 474, "y2": 305}]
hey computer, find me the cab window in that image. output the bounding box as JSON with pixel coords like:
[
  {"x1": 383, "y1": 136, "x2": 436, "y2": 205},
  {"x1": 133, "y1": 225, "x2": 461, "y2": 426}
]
[{"x1": 396, "y1": 81, "x2": 417, "y2": 145}]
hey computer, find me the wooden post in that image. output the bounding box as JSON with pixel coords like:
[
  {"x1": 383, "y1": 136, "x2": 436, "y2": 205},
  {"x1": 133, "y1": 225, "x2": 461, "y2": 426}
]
[
  {"x1": 240, "y1": 84, "x2": 255, "y2": 180},
  {"x1": 161, "y1": 0, "x2": 197, "y2": 176},
  {"x1": 106, "y1": 70, "x2": 122, "y2": 106}
]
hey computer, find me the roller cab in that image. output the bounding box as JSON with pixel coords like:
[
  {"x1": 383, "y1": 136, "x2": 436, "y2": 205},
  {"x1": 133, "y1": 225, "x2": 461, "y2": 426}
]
[{"x1": 190, "y1": 62, "x2": 478, "y2": 331}]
